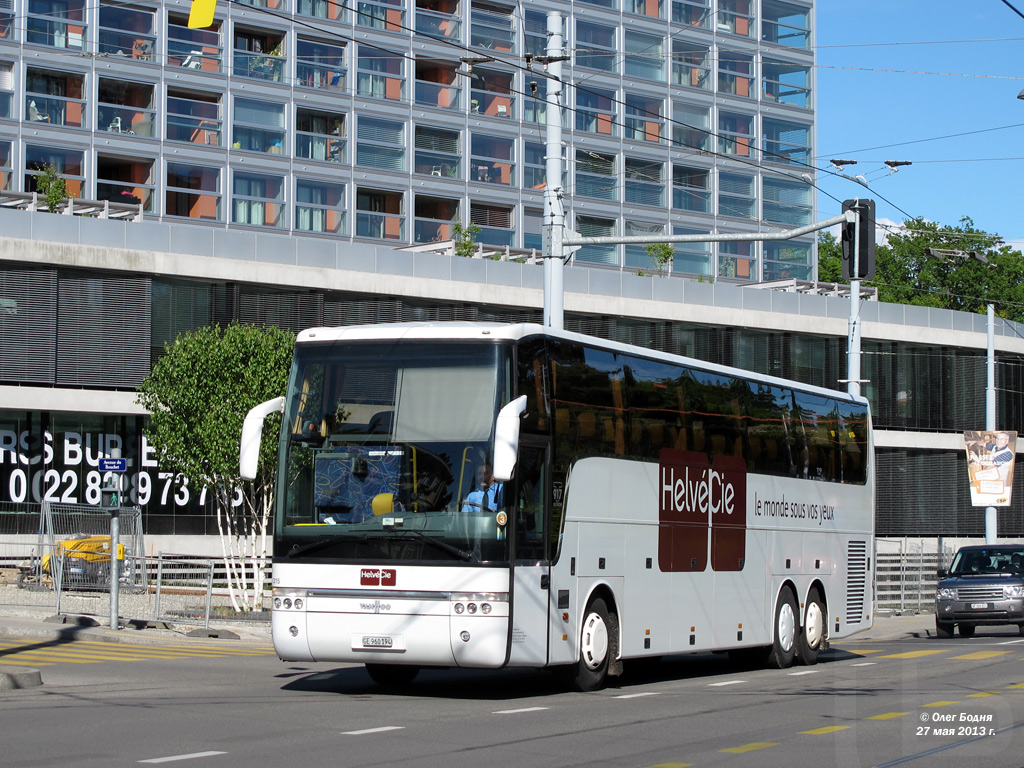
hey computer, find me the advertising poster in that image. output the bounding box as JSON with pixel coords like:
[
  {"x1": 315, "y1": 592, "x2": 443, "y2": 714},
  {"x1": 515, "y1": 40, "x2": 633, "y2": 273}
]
[{"x1": 964, "y1": 430, "x2": 1017, "y2": 507}]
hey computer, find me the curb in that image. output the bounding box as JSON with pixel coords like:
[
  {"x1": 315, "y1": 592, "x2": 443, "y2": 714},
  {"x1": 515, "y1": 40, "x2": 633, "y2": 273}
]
[{"x1": 0, "y1": 666, "x2": 42, "y2": 690}]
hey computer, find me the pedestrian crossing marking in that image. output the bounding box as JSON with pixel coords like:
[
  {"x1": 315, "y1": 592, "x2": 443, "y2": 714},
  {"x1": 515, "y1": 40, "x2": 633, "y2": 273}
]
[
  {"x1": 876, "y1": 650, "x2": 946, "y2": 659},
  {"x1": 866, "y1": 712, "x2": 909, "y2": 720},
  {"x1": 0, "y1": 637, "x2": 274, "y2": 667},
  {"x1": 800, "y1": 726, "x2": 850, "y2": 735},
  {"x1": 951, "y1": 651, "x2": 1012, "y2": 660},
  {"x1": 922, "y1": 701, "x2": 959, "y2": 708},
  {"x1": 719, "y1": 742, "x2": 778, "y2": 754}
]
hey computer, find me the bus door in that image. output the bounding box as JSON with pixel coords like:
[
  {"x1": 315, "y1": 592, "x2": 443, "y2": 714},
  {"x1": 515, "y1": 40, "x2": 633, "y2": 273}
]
[{"x1": 508, "y1": 442, "x2": 552, "y2": 666}]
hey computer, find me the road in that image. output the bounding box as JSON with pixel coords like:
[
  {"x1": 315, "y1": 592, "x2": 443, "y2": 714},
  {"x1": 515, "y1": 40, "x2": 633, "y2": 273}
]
[{"x1": 0, "y1": 618, "x2": 1022, "y2": 768}]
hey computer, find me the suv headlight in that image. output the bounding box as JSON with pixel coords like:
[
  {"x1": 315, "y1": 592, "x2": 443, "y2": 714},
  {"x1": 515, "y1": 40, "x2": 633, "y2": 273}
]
[
  {"x1": 1004, "y1": 585, "x2": 1024, "y2": 599},
  {"x1": 937, "y1": 587, "x2": 957, "y2": 600}
]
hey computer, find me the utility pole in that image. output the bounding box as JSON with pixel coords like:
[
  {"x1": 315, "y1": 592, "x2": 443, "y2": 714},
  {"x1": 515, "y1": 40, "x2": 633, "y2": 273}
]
[
  {"x1": 540, "y1": 11, "x2": 566, "y2": 330},
  {"x1": 986, "y1": 303, "x2": 997, "y2": 543}
]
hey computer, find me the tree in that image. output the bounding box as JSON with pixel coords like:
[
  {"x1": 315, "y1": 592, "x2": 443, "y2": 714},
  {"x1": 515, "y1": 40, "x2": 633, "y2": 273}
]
[
  {"x1": 136, "y1": 324, "x2": 294, "y2": 612},
  {"x1": 645, "y1": 242, "x2": 675, "y2": 277},
  {"x1": 35, "y1": 163, "x2": 68, "y2": 213},
  {"x1": 817, "y1": 218, "x2": 1024, "y2": 323},
  {"x1": 451, "y1": 222, "x2": 481, "y2": 258}
]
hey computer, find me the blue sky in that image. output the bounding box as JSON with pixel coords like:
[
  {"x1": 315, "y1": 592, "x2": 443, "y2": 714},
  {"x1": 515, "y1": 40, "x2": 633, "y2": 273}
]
[{"x1": 815, "y1": 2, "x2": 1024, "y2": 247}]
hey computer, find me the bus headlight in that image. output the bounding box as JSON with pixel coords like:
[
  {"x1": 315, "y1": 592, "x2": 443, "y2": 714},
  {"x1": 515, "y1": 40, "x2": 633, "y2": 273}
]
[{"x1": 273, "y1": 588, "x2": 308, "y2": 610}]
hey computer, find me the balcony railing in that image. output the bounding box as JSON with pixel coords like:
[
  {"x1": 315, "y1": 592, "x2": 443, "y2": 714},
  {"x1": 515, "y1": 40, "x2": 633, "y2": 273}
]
[
  {"x1": 470, "y1": 91, "x2": 513, "y2": 118},
  {"x1": 97, "y1": 104, "x2": 157, "y2": 137},
  {"x1": 415, "y1": 80, "x2": 461, "y2": 110},
  {"x1": 356, "y1": 210, "x2": 405, "y2": 240},
  {"x1": 97, "y1": 181, "x2": 154, "y2": 212},
  {"x1": 296, "y1": 133, "x2": 345, "y2": 163},
  {"x1": 26, "y1": 18, "x2": 86, "y2": 50},
  {"x1": 25, "y1": 94, "x2": 84, "y2": 127},
  {"x1": 97, "y1": 29, "x2": 156, "y2": 60},
  {"x1": 297, "y1": 63, "x2": 346, "y2": 90},
  {"x1": 414, "y1": 217, "x2": 454, "y2": 243},
  {"x1": 167, "y1": 115, "x2": 222, "y2": 146},
  {"x1": 234, "y1": 52, "x2": 286, "y2": 82},
  {"x1": 416, "y1": 8, "x2": 461, "y2": 40}
]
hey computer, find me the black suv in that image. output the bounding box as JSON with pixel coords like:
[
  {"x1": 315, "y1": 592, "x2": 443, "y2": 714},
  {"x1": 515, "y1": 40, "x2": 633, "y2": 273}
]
[{"x1": 935, "y1": 545, "x2": 1024, "y2": 638}]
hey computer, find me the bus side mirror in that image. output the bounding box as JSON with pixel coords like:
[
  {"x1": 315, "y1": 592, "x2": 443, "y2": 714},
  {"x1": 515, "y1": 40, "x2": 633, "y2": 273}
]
[
  {"x1": 493, "y1": 395, "x2": 527, "y2": 483},
  {"x1": 240, "y1": 396, "x2": 285, "y2": 480}
]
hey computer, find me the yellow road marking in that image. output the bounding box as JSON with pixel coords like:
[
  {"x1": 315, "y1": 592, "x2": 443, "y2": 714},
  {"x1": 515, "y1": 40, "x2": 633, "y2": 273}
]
[
  {"x1": 645, "y1": 764, "x2": 693, "y2": 768},
  {"x1": 968, "y1": 692, "x2": 999, "y2": 698},
  {"x1": 800, "y1": 726, "x2": 850, "y2": 735},
  {"x1": 922, "y1": 701, "x2": 959, "y2": 708},
  {"x1": 719, "y1": 743, "x2": 778, "y2": 753},
  {"x1": 0, "y1": 653, "x2": 98, "y2": 664},
  {"x1": 950, "y1": 651, "x2": 1012, "y2": 660},
  {"x1": 867, "y1": 712, "x2": 909, "y2": 720},
  {"x1": 1008, "y1": 683, "x2": 1024, "y2": 689},
  {"x1": 877, "y1": 650, "x2": 947, "y2": 659}
]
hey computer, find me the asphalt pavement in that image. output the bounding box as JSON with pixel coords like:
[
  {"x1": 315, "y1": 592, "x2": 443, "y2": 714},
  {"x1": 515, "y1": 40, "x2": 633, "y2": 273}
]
[{"x1": 0, "y1": 607, "x2": 933, "y2": 691}]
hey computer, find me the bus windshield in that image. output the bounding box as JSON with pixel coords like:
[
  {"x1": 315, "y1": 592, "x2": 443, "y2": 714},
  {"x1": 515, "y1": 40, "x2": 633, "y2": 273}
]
[{"x1": 277, "y1": 340, "x2": 512, "y2": 563}]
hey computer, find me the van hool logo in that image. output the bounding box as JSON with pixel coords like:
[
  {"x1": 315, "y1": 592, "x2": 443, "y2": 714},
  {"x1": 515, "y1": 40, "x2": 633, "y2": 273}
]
[{"x1": 360, "y1": 568, "x2": 397, "y2": 586}]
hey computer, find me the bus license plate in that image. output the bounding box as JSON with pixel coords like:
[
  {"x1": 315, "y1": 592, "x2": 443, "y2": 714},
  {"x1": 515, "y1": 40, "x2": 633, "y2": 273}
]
[
  {"x1": 970, "y1": 603, "x2": 990, "y2": 609},
  {"x1": 362, "y1": 635, "x2": 393, "y2": 648},
  {"x1": 351, "y1": 633, "x2": 405, "y2": 651}
]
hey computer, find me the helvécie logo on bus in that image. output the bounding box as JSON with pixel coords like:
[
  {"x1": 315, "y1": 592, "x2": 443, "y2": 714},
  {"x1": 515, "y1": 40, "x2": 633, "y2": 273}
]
[
  {"x1": 658, "y1": 449, "x2": 747, "y2": 573},
  {"x1": 360, "y1": 568, "x2": 397, "y2": 586}
]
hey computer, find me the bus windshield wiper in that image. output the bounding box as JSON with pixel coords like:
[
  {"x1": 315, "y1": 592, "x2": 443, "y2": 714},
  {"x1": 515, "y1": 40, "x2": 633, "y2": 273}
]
[
  {"x1": 389, "y1": 529, "x2": 478, "y2": 562},
  {"x1": 286, "y1": 534, "x2": 366, "y2": 558}
]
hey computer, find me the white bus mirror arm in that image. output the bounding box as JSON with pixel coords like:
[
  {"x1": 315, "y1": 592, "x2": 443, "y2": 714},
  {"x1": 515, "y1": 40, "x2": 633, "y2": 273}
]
[
  {"x1": 239, "y1": 396, "x2": 286, "y2": 480},
  {"x1": 493, "y1": 395, "x2": 527, "y2": 483}
]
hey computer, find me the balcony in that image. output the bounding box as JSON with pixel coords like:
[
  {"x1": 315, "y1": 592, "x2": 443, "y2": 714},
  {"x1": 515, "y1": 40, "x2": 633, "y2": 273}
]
[
  {"x1": 296, "y1": 133, "x2": 346, "y2": 163},
  {"x1": 357, "y1": 210, "x2": 405, "y2": 240},
  {"x1": 416, "y1": 7, "x2": 461, "y2": 40},
  {"x1": 98, "y1": 105, "x2": 156, "y2": 137},
  {"x1": 234, "y1": 51, "x2": 286, "y2": 82},
  {"x1": 97, "y1": 30, "x2": 155, "y2": 60},
  {"x1": 25, "y1": 94, "x2": 84, "y2": 127},
  {"x1": 168, "y1": 23, "x2": 222, "y2": 73},
  {"x1": 470, "y1": 90, "x2": 512, "y2": 118}
]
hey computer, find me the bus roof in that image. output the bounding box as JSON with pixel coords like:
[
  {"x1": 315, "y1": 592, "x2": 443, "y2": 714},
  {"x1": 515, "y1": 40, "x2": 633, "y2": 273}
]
[{"x1": 297, "y1": 322, "x2": 868, "y2": 406}]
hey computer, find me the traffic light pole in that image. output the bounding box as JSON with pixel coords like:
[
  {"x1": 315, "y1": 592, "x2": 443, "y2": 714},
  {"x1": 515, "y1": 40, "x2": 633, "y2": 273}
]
[{"x1": 847, "y1": 206, "x2": 862, "y2": 399}]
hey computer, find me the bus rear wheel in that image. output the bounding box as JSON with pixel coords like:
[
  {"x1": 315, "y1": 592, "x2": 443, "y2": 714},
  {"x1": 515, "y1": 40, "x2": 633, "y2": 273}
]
[
  {"x1": 365, "y1": 663, "x2": 419, "y2": 686},
  {"x1": 796, "y1": 588, "x2": 826, "y2": 666},
  {"x1": 574, "y1": 597, "x2": 611, "y2": 691},
  {"x1": 767, "y1": 587, "x2": 798, "y2": 669}
]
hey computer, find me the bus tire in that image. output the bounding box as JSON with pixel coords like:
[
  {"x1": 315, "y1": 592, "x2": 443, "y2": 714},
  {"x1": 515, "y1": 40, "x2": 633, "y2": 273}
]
[
  {"x1": 574, "y1": 597, "x2": 611, "y2": 691},
  {"x1": 365, "y1": 663, "x2": 419, "y2": 686},
  {"x1": 767, "y1": 586, "x2": 798, "y2": 669},
  {"x1": 795, "y1": 587, "x2": 826, "y2": 666}
]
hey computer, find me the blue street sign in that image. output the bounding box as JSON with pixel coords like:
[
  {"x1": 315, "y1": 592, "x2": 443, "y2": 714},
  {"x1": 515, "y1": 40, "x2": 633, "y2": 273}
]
[{"x1": 99, "y1": 458, "x2": 127, "y2": 473}]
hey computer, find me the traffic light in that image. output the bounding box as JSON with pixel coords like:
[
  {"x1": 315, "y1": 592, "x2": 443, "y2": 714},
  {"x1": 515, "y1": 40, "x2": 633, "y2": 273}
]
[
  {"x1": 100, "y1": 477, "x2": 120, "y2": 509},
  {"x1": 841, "y1": 199, "x2": 876, "y2": 281}
]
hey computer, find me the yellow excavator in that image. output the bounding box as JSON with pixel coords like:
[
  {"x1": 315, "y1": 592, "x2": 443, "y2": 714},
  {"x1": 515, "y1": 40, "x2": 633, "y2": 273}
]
[{"x1": 40, "y1": 534, "x2": 126, "y2": 590}]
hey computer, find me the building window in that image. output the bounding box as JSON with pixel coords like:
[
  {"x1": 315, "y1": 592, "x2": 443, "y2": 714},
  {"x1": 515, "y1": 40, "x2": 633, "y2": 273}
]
[
  {"x1": 576, "y1": 21, "x2": 616, "y2": 73},
  {"x1": 167, "y1": 90, "x2": 221, "y2": 146},
  {"x1": 578, "y1": 0, "x2": 616, "y2": 10},
  {"x1": 672, "y1": 101, "x2": 709, "y2": 151},
  {"x1": 357, "y1": 45, "x2": 405, "y2": 101},
  {"x1": 575, "y1": 149, "x2": 616, "y2": 201},
  {"x1": 575, "y1": 215, "x2": 617, "y2": 265},
  {"x1": 415, "y1": 59, "x2": 461, "y2": 110},
  {"x1": 298, "y1": 0, "x2": 346, "y2": 22},
  {"x1": 0, "y1": 0, "x2": 13, "y2": 40},
  {"x1": 25, "y1": 144, "x2": 83, "y2": 198},
  {"x1": 357, "y1": 0, "x2": 405, "y2": 32},
  {"x1": 672, "y1": 164, "x2": 710, "y2": 213},
  {"x1": 718, "y1": 111, "x2": 753, "y2": 156},
  {"x1": 414, "y1": 195, "x2": 458, "y2": 243},
  {"x1": 415, "y1": 0, "x2": 461, "y2": 41},
  {"x1": 523, "y1": 9, "x2": 547, "y2": 57},
  {"x1": 762, "y1": 118, "x2": 809, "y2": 165},
  {"x1": 672, "y1": 0, "x2": 708, "y2": 27},
  {"x1": 719, "y1": 241, "x2": 753, "y2": 280},
  {"x1": 470, "y1": 2, "x2": 514, "y2": 53},
  {"x1": 167, "y1": 15, "x2": 222, "y2": 72},
  {"x1": 26, "y1": 0, "x2": 87, "y2": 50},
  {"x1": 625, "y1": 94, "x2": 663, "y2": 143},
  {"x1": 523, "y1": 206, "x2": 542, "y2": 251},
  {"x1": 470, "y1": 67, "x2": 513, "y2": 118},
  {"x1": 356, "y1": 187, "x2": 405, "y2": 240},
  {"x1": 719, "y1": 171, "x2": 754, "y2": 219},
  {"x1": 234, "y1": 29, "x2": 285, "y2": 82},
  {"x1": 624, "y1": 30, "x2": 664, "y2": 82},
  {"x1": 25, "y1": 68, "x2": 84, "y2": 127},
  {"x1": 624, "y1": 157, "x2": 664, "y2": 207},
  {"x1": 672, "y1": 41, "x2": 710, "y2": 90},
  {"x1": 470, "y1": 134, "x2": 514, "y2": 185},
  {"x1": 576, "y1": 86, "x2": 616, "y2": 136},
  {"x1": 672, "y1": 226, "x2": 712, "y2": 276},
  {"x1": 296, "y1": 178, "x2": 345, "y2": 234},
  {"x1": 763, "y1": 59, "x2": 810, "y2": 108},
  {"x1": 470, "y1": 201, "x2": 513, "y2": 247},
  {"x1": 96, "y1": 154, "x2": 154, "y2": 211},
  {"x1": 762, "y1": 0, "x2": 809, "y2": 48},
  {"x1": 764, "y1": 240, "x2": 811, "y2": 281},
  {"x1": 297, "y1": 39, "x2": 346, "y2": 90},
  {"x1": 97, "y1": 78, "x2": 156, "y2": 137},
  {"x1": 166, "y1": 163, "x2": 221, "y2": 220},
  {"x1": 718, "y1": 0, "x2": 753, "y2": 37},
  {"x1": 232, "y1": 172, "x2": 284, "y2": 228},
  {"x1": 719, "y1": 51, "x2": 754, "y2": 98},
  {"x1": 0, "y1": 61, "x2": 13, "y2": 119},
  {"x1": 414, "y1": 126, "x2": 460, "y2": 178},
  {"x1": 624, "y1": 221, "x2": 665, "y2": 270},
  {"x1": 296, "y1": 108, "x2": 345, "y2": 163},
  {"x1": 763, "y1": 176, "x2": 811, "y2": 226},
  {"x1": 523, "y1": 73, "x2": 549, "y2": 124},
  {"x1": 0, "y1": 140, "x2": 10, "y2": 190},
  {"x1": 356, "y1": 116, "x2": 405, "y2": 171},
  {"x1": 233, "y1": 98, "x2": 285, "y2": 154},
  {"x1": 523, "y1": 142, "x2": 544, "y2": 190},
  {"x1": 629, "y1": 0, "x2": 662, "y2": 18},
  {"x1": 97, "y1": 2, "x2": 155, "y2": 60}
]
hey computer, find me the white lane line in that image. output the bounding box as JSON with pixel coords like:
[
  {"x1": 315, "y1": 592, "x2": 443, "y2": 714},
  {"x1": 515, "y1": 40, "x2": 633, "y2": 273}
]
[
  {"x1": 342, "y1": 726, "x2": 406, "y2": 735},
  {"x1": 493, "y1": 706, "x2": 549, "y2": 714},
  {"x1": 615, "y1": 692, "x2": 662, "y2": 699},
  {"x1": 709, "y1": 680, "x2": 746, "y2": 687},
  {"x1": 850, "y1": 662, "x2": 876, "y2": 667},
  {"x1": 997, "y1": 639, "x2": 1024, "y2": 645},
  {"x1": 789, "y1": 670, "x2": 818, "y2": 676},
  {"x1": 138, "y1": 752, "x2": 227, "y2": 764}
]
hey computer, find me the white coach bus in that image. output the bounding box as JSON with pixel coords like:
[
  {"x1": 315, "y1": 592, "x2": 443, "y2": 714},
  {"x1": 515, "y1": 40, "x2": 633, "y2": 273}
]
[{"x1": 241, "y1": 323, "x2": 874, "y2": 690}]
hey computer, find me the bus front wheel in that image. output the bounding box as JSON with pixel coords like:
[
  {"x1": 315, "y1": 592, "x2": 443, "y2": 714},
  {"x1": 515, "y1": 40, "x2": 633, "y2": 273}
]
[
  {"x1": 795, "y1": 588, "x2": 826, "y2": 665},
  {"x1": 767, "y1": 587, "x2": 798, "y2": 669},
  {"x1": 574, "y1": 597, "x2": 611, "y2": 691},
  {"x1": 365, "y1": 663, "x2": 420, "y2": 686}
]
